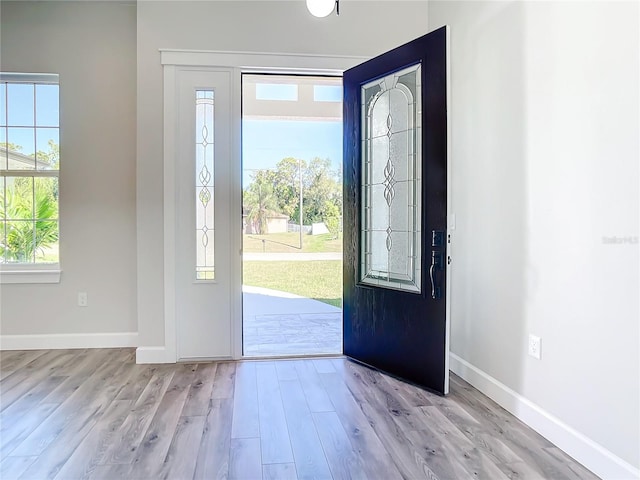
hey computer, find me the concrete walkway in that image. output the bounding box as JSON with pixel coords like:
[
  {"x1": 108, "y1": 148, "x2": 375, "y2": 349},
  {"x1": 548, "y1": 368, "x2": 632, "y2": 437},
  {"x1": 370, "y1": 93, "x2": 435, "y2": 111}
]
[
  {"x1": 242, "y1": 252, "x2": 342, "y2": 261},
  {"x1": 242, "y1": 285, "x2": 342, "y2": 356}
]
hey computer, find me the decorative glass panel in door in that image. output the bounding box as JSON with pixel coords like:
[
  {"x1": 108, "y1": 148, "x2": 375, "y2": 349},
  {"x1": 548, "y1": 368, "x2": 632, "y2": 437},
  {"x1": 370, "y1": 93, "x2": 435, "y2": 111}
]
[
  {"x1": 360, "y1": 64, "x2": 421, "y2": 292},
  {"x1": 195, "y1": 90, "x2": 215, "y2": 281}
]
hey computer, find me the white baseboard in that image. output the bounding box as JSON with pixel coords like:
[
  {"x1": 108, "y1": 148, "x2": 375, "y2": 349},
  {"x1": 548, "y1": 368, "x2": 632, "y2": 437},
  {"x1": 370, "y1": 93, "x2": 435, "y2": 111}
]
[
  {"x1": 136, "y1": 346, "x2": 174, "y2": 364},
  {"x1": 450, "y1": 353, "x2": 639, "y2": 480},
  {"x1": 0, "y1": 332, "x2": 138, "y2": 350}
]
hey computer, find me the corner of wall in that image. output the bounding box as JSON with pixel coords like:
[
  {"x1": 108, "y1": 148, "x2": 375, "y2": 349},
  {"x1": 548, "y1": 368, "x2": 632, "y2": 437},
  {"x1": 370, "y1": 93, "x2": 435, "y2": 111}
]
[{"x1": 450, "y1": 354, "x2": 640, "y2": 480}]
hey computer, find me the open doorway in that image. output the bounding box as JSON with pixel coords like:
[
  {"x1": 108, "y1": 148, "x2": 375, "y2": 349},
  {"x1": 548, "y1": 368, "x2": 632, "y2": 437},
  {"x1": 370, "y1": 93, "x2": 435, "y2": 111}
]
[{"x1": 241, "y1": 74, "x2": 343, "y2": 357}]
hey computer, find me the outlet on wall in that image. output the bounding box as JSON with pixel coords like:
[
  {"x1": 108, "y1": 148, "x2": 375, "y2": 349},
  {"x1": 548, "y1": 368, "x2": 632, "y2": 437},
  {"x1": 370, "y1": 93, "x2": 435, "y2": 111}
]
[
  {"x1": 528, "y1": 334, "x2": 541, "y2": 360},
  {"x1": 78, "y1": 292, "x2": 88, "y2": 307}
]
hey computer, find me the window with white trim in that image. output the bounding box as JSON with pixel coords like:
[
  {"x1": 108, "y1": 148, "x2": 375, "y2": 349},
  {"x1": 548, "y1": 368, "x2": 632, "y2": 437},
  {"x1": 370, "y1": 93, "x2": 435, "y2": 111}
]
[{"x1": 0, "y1": 73, "x2": 60, "y2": 283}]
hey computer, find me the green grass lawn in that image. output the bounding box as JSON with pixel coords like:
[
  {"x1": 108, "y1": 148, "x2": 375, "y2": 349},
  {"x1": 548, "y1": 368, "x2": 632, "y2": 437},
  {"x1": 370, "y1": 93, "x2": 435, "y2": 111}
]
[
  {"x1": 243, "y1": 232, "x2": 342, "y2": 253},
  {"x1": 243, "y1": 260, "x2": 342, "y2": 308}
]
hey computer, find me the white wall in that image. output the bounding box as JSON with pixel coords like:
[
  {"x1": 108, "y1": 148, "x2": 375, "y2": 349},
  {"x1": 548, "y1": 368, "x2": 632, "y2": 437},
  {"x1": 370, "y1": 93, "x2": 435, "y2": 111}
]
[
  {"x1": 136, "y1": 0, "x2": 429, "y2": 347},
  {"x1": 0, "y1": 2, "x2": 138, "y2": 342},
  {"x1": 429, "y1": 0, "x2": 639, "y2": 476}
]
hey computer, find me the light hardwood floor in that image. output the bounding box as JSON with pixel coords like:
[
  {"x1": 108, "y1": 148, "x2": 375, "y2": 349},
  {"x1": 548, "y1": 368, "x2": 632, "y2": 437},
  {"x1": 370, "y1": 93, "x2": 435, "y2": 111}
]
[{"x1": 0, "y1": 348, "x2": 598, "y2": 480}]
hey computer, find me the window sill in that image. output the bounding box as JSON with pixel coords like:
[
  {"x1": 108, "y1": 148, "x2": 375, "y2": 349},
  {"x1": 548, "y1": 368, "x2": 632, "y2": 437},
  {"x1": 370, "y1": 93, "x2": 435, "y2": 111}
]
[{"x1": 0, "y1": 267, "x2": 61, "y2": 284}]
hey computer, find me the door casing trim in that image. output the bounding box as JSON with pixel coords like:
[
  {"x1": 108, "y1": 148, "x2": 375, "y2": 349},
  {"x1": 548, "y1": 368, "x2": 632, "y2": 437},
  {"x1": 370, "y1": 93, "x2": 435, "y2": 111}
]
[{"x1": 159, "y1": 50, "x2": 366, "y2": 363}]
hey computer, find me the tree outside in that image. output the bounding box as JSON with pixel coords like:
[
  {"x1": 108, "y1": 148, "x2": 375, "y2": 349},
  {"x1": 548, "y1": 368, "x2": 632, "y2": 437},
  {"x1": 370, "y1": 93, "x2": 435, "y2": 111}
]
[
  {"x1": 1, "y1": 141, "x2": 59, "y2": 263},
  {"x1": 243, "y1": 156, "x2": 342, "y2": 238},
  {"x1": 243, "y1": 170, "x2": 279, "y2": 234}
]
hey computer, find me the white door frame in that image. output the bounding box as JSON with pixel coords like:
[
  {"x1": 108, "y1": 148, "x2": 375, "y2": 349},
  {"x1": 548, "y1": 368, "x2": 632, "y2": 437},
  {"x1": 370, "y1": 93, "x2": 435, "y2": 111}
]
[{"x1": 160, "y1": 50, "x2": 366, "y2": 362}]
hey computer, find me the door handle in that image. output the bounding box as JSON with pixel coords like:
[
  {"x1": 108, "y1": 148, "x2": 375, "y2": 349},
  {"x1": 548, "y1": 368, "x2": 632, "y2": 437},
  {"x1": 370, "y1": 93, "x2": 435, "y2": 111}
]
[{"x1": 430, "y1": 251, "x2": 443, "y2": 299}]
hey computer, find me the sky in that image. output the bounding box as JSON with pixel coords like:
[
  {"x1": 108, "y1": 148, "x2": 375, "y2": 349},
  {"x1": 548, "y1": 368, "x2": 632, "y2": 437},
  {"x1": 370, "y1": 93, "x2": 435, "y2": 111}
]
[
  {"x1": 242, "y1": 118, "x2": 342, "y2": 186},
  {"x1": 1, "y1": 82, "x2": 59, "y2": 157}
]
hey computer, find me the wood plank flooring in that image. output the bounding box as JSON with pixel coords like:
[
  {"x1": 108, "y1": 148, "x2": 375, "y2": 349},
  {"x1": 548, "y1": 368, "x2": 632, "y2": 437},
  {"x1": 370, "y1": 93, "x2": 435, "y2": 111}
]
[{"x1": 0, "y1": 349, "x2": 599, "y2": 480}]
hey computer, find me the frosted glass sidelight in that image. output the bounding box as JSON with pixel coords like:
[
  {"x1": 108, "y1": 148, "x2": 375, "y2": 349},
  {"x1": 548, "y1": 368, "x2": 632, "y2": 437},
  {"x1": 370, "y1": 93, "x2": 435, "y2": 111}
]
[
  {"x1": 195, "y1": 90, "x2": 215, "y2": 280},
  {"x1": 360, "y1": 64, "x2": 421, "y2": 292}
]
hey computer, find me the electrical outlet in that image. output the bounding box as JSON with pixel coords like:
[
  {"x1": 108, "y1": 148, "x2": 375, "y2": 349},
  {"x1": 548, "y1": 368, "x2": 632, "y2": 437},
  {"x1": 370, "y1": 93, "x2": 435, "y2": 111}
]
[
  {"x1": 528, "y1": 334, "x2": 541, "y2": 360},
  {"x1": 78, "y1": 292, "x2": 88, "y2": 307}
]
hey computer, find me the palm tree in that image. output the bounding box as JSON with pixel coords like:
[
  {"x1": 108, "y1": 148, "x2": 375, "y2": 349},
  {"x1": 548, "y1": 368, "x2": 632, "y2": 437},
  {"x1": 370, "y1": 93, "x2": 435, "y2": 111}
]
[
  {"x1": 1, "y1": 178, "x2": 58, "y2": 262},
  {"x1": 244, "y1": 171, "x2": 278, "y2": 234}
]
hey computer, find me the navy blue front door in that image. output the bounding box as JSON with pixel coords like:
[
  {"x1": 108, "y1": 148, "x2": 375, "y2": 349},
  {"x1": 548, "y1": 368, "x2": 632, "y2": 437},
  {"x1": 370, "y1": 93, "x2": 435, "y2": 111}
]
[{"x1": 343, "y1": 27, "x2": 449, "y2": 394}]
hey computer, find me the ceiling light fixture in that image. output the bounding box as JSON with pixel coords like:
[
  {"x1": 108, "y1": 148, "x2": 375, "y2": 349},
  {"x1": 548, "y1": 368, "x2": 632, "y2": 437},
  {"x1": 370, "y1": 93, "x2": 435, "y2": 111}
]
[{"x1": 306, "y1": 0, "x2": 339, "y2": 17}]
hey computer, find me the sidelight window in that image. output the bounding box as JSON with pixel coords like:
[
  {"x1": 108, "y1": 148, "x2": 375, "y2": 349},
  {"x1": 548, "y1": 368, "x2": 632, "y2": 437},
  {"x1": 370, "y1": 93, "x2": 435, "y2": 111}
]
[{"x1": 195, "y1": 90, "x2": 215, "y2": 280}]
